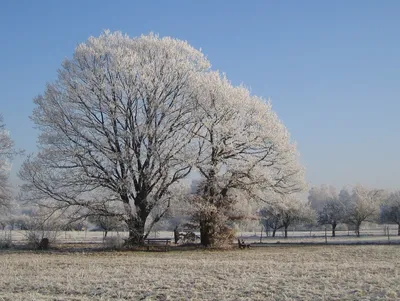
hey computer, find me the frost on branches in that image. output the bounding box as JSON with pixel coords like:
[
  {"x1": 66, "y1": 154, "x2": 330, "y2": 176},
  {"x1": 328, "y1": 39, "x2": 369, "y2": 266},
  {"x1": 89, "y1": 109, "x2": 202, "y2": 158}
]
[
  {"x1": 19, "y1": 31, "x2": 209, "y2": 245},
  {"x1": 344, "y1": 185, "x2": 386, "y2": 237},
  {"x1": 19, "y1": 31, "x2": 306, "y2": 247},
  {"x1": 308, "y1": 185, "x2": 346, "y2": 237},
  {"x1": 0, "y1": 115, "x2": 19, "y2": 216},
  {"x1": 188, "y1": 72, "x2": 306, "y2": 246},
  {"x1": 259, "y1": 195, "x2": 314, "y2": 238},
  {"x1": 380, "y1": 191, "x2": 400, "y2": 236}
]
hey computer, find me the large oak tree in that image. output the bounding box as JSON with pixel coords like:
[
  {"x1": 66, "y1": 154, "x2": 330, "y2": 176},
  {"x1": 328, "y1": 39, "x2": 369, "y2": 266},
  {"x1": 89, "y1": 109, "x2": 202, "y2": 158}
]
[
  {"x1": 19, "y1": 31, "x2": 209, "y2": 244},
  {"x1": 19, "y1": 31, "x2": 306, "y2": 246}
]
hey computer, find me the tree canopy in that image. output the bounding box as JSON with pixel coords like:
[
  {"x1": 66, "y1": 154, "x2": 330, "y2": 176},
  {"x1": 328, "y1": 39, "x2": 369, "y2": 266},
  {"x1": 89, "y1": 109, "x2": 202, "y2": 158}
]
[{"x1": 19, "y1": 31, "x2": 305, "y2": 246}]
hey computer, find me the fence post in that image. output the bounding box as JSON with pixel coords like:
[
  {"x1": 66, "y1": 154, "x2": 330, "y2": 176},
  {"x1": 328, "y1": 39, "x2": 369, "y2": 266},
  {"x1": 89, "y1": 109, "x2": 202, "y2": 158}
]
[
  {"x1": 325, "y1": 227, "x2": 327, "y2": 244},
  {"x1": 387, "y1": 226, "x2": 390, "y2": 243},
  {"x1": 260, "y1": 226, "x2": 263, "y2": 243}
]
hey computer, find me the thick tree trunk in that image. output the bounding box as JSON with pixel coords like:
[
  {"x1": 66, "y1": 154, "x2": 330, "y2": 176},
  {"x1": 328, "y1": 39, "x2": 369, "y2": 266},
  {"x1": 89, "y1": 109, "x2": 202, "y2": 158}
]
[
  {"x1": 355, "y1": 223, "x2": 361, "y2": 237},
  {"x1": 200, "y1": 218, "x2": 215, "y2": 247},
  {"x1": 332, "y1": 223, "x2": 336, "y2": 237},
  {"x1": 122, "y1": 193, "x2": 151, "y2": 246},
  {"x1": 284, "y1": 226, "x2": 288, "y2": 238},
  {"x1": 272, "y1": 228, "x2": 277, "y2": 237},
  {"x1": 125, "y1": 217, "x2": 146, "y2": 245}
]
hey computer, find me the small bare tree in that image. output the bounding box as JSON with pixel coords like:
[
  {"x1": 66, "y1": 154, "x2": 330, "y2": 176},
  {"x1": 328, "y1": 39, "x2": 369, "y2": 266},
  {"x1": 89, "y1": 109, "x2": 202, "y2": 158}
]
[
  {"x1": 88, "y1": 214, "x2": 123, "y2": 238},
  {"x1": 259, "y1": 206, "x2": 284, "y2": 237},
  {"x1": 280, "y1": 197, "x2": 315, "y2": 239},
  {"x1": 23, "y1": 205, "x2": 64, "y2": 249},
  {"x1": 308, "y1": 185, "x2": 347, "y2": 237},
  {"x1": 381, "y1": 191, "x2": 400, "y2": 236},
  {"x1": 318, "y1": 199, "x2": 346, "y2": 237},
  {"x1": 344, "y1": 185, "x2": 386, "y2": 237},
  {"x1": 260, "y1": 195, "x2": 315, "y2": 238}
]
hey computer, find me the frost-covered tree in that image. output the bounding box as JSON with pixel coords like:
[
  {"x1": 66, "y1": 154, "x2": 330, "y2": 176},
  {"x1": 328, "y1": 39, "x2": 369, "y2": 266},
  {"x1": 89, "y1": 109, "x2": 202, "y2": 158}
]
[
  {"x1": 309, "y1": 185, "x2": 346, "y2": 237},
  {"x1": 88, "y1": 214, "x2": 123, "y2": 238},
  {"x1": 19, "y1": 31, "x2": 210, "y2": 245},
  {"x1": 0, "y1": 115, "x2": 20, "y2": 217},
  {"x1": 338, "y1": 187, "x2": 351, "y2": 204},
  {"x1": 318, "y1": 199, "x2": 346, "y2": 237},
  {"x1": 308, "y1": 185, "x2": 337, "y2": 212},
  {"x1": 259, "y1": 195, "x2": 314, "y2": 238},
  {"x1": 22, "y1": 204, "x2": 66, "y2": 249},
  {"x1": 381, "y1": 191, "x2": 400, "y2": 236},
  {"x1": 19, "y1": 31, "x2": 305, "y2": 247},
  {"x1": 345, "y1": 185, "x2": 386, "y2": 237},
  {"x1": 280, "y1": 198, "x2": 315, "y2": 238},
  {"x1": 259, "y1": 205, "x2": 284, "y2": 237},
  {"x1": 188, "y1": 72, "x2": 306, "y2": 246}
]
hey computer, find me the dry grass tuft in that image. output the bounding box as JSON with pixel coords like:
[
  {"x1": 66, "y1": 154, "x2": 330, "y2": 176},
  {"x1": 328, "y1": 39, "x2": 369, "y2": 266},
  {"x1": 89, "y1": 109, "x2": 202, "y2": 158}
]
[{"x1": 0, "y1": 245, "x2": 399, "y2": 300}]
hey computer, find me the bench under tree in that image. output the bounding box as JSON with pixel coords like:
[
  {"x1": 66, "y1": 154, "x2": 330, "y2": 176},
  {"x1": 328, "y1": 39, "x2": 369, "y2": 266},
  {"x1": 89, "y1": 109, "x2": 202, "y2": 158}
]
[{"x1": 144, "y1": 238, "x2": 171, "y2": 251}]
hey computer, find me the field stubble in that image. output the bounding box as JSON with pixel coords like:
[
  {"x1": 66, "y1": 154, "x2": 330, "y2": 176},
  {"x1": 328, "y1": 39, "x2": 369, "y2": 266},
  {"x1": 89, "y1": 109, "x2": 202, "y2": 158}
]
[{"x1": 0, "y1": 245, "x2": 399, "y2": 301}]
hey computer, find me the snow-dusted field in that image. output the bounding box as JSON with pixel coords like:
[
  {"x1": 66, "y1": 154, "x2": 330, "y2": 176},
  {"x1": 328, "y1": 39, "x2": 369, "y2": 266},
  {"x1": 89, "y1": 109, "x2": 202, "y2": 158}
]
[{"x1": 0, "y1": 245, "x2": 399, "y2": 300}]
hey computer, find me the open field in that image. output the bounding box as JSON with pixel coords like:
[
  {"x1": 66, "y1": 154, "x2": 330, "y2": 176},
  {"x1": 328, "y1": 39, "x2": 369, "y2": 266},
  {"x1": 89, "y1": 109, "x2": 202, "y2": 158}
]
[{"x1": 0, "y1": 245, "x2": 399, "y2": 300}]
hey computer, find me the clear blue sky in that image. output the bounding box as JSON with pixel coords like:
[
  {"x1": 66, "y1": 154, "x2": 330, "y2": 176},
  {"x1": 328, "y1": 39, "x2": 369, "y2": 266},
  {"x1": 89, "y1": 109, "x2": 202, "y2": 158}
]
[{"x1": 1, "y1": 1, "x2": 399, "y2": 190}]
